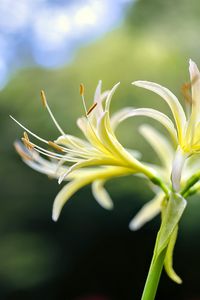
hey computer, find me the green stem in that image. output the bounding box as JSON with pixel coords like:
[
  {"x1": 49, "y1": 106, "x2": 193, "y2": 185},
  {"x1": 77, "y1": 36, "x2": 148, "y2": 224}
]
[
  {"x1": 141, "y1": 248, "x2": 166, "y2": 300},
  {"x1": 151, "y1": 176, "x2": 169, "y2": 196},
  {"x1": 181, "y1": 171, "x2": 200, "y2": 197}
]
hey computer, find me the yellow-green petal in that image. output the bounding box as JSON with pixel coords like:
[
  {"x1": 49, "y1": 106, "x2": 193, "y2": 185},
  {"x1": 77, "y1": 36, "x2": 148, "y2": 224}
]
[
  {"x1": 118, "y1": 107, "x2": 177, "y2": 143},
  {"x1": 139, "y1": 124, "x2": 174, "y2": 171},
  {"x1": 129, "y1": 192, "x2": 164, "y2": 231},
  {"x1": 132, "y1": 80, "x2": 186, "y2": 143},
  {"x1": 92, "y1": 180, "x2": 113, "y2": 210}
]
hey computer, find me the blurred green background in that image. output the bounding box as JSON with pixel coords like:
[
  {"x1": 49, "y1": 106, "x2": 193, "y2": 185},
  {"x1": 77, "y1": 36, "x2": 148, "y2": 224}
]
[{"x1": 1, "y1": 0, "x2": 200, "y2": 299}]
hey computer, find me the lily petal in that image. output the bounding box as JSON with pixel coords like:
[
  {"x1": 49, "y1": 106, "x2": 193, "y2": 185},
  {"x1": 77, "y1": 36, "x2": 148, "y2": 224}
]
[
  {"x1": 52, "y1": 166, "x2": 134, "y2": 221},
  {"x1": 92, "y1": 180, "x2": 113, "y2": 210},
  {"x1": 98, "y1": 112, "x2": 150, "y2": 173},
  {"x1": 171, "y1": 147, "x2": 188, "y2": 192},
  {"x1": 111, "y1": 107, "x2": 134, "y2": 131},
  {"x1": 118, "y1": 108, "x2": 177, "y2": 143},
  {"x1": 132, "y1": 81, "x2": 186, "y2": 142},
  {"x1": 77, "y1": 117, "x2": 109, "y2": 153},
  {"x1": 105, "y1": 82, "x2": 120, "y2": 112},
  {"x1": 52, "y1": 178, "x2": 90, "y2": 221},
  {"x1": 189, "y1": 59, "x2": 200, "y2": 122},
  {"x1": 139, "y1": 124, "x2": 174, "y2": 171},
  {"x1": 58, "y1": 157, "x2": 121, "y2": 184},
  {"x1": 129, "y1": 193, "x2": 163, "y2": 231}
]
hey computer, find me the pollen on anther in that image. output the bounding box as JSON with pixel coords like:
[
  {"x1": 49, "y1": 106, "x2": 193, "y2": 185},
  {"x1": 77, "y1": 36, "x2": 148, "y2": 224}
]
[
  {"x1": 23, "y1": 131, "x2": 29, "y2": 141},
  {"x1": 181, "y1": 74, "x2": 199, "y2": 105},
  {"x1": 48, "y1": 141, "x2": 64, "y2": 152},
  {"x1": 87, "y1": 102, "x2": 97, "y2": 115},
  {"x1": 22, "y1": 132, "x2": 34, "y2": 150},
  {"x1": 80, "y1": 83, "x2": 84, "y2": 96},
  {"x1": 40, "y1": 90, "x2": 47, "y2": 107}
]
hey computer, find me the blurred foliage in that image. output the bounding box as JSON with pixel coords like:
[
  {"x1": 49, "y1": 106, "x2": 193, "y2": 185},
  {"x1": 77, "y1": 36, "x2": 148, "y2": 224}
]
[{"x1": 1, "y1": 0, "x2": 200, "y2": 299}]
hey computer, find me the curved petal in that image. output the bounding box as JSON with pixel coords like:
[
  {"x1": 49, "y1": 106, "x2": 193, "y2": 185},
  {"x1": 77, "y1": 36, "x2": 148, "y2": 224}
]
[
  {"x1": 132, "y1": 81, "x2": 186, "y2": 142},
  {"x1": 105, "y1": 82, "x2": 120, "y2": 112},
  {"x1": 55, "y1": 134, "x2": 91, "y2": 150},
  {"x1": 58, "y1": 157, "x2": 121, "y2": 184},
  {"x1": 52, "y1": 178, "x2": 90, "y2": 221},
  {"x1": 111, "y1": 107, "x2": 134, "y2": 131},
  {"x1": 52, "y1": 166, "x2": 134, "y2": 221},
  {"x1": 97, "y1": 112, "x2": 150, "y2": 174},
  {"x1": 77, "y1": 117, "x2": 109, "y2": 153},
  {"x1": 118, "y1": 108, "x2": 177, "y2": 143},
  {"x1": 139, "y1": 124, "x2": 174, "y2": 171},
  {"x1": 185, "y1": 60, "x2": 200, "y2": 147},
  {"x1": 189, "y1": 59, "x2": 200, "y2": 122},
  {"x1": 93, "y1": 80, "x2": 108, "y2": 119},
  {"x1": 171, "y1": 147, "x2": 188, "y2": 192},
  {"x1": 129, "y1": 192, "x2": 163, "y2": 231},
  {"x1": 92, "y1": 180, "x2": 113, "y2": 210}
]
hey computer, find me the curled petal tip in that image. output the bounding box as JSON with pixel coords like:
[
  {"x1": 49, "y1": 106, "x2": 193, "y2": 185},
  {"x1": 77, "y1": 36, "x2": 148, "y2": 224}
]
[
  {"x1": 189, "y1": 58, "x2": 195, "y2": 65},
  {"x1": 52, "y1": 210, "x2": 59, "y2": 222},
  {"x1": 129, "y1": 216, "x2": 144, "y2": 231},
  {"x1": 131, "y1": 80, "x2": 140, "y2": 85},
  {"x1": 189, "y1": 59, "x2": 199, "y2": 75},
  {"x1": 58, "y1": 176, "x2": 64, "y2": 185},
  {"x1": 52, "y1": 201, "x2": 61, "y2": 222},
  {"x1": 129, "y1": 221, "x2": 140, "y2": 231}
]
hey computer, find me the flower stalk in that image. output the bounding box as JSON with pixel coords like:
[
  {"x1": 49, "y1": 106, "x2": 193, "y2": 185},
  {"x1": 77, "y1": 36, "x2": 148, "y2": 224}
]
[
  {"x1": 181, "y1": 170, "x2": 200, "y2": 197},
  {"x1": 141, "y1": 248, "x2": 167, "y2": 300}
]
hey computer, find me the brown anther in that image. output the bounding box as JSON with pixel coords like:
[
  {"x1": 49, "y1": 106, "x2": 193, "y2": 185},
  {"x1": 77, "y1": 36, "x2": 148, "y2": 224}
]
[
  {"x1": 181, "y1": 75, "x2": 199, "y2": 105},
  {"x1": 80, "y1": 83, "x2": 84, "y2": 96},
  {"x1": 40, "y1": 90, "x2": 47, "y2": 107},
  {"x1": 48, "y1": 141, "x2": 64, "y2": 152},
  {"x1": 14, "y1": 142, "x2": 33, "y2": 161},
  {"x1": 22, "y1": 132, "x2": 34, "y2": 150},
  {"x1": 23, "y1": 131, "x2": 29, "y2": 141},
  {"x1": 21, "y1": 137, "x2": 34, "y2": 150},
  {"x1": 181, "y1": 83, "x2": 192, "y2": 105},
  {"x1": 87, "y1": 102, "x2": 97, "y2": 115}
]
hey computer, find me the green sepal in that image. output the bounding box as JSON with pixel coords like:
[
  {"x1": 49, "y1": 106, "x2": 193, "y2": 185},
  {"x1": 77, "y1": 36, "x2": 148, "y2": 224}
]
[
  {"x1": 154, "y1": 192, "x2": 187, "y2": 260},
  {"x1": 164, "y1": 225, "x2": 182, "y2": 284}
]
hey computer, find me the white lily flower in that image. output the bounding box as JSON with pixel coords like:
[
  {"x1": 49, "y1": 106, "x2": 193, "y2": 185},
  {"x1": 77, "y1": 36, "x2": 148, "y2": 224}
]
[
  {"x1": 12, "y1": 81, "x2": 159, "y2": 221},
  {"x1": 131, "y1": 59, "x2": 200, "y2": 191},
  {"x1": 12, "y1": 65, "x2": 200, "y2": 289},
  {"x1": 129, "y1": 121, "x2": 200, "y2": 232}
]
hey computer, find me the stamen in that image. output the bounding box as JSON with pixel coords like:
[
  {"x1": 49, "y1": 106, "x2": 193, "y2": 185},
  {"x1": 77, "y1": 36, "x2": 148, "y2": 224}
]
[
  {"x1": 79, "y1": 84, "x2": 108, "y2": 151},
  {"x1": 39, "y1": 91, "x2": 65, "y2": 136},
  {"x1": 30, "y1": 143, "x2": 76, "y2": 161},
  {"x1": 10, "y1": 115, "x2": 49, "y2": 144},
  {"x1": 80, "y1": 83, "x2": 84, "y2": 96},
  {"x1": 14, "y1": 142, "x2": 33, "y2": 161},
  {"x1": 181, "y1": 74, "x2": 199, "y2": 106},
  {"x1": 33, "y1": 147, "x2": 77, "y2": 162},
  {"x1": 21, "y1": 136, "x2": 34, "y2": 150},
  {"x1": 87, "y1": 102, "x2": 97, "y2": 115},
  {"x1": 22, "y1": 131, "x2": 34, "y2": 150},
  {"x1": 181, "y1": 82, "x2": 192, "y2": 105},
  {"x1": 48, "y1": 141, "x2": 65, "y2": 152},
  {"x1": 80, "y1": 84, "x2": 88, "y2": 116},
  {"x1": 40, "y1": 90, "x2": 47, "y2": 107}
]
